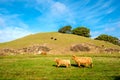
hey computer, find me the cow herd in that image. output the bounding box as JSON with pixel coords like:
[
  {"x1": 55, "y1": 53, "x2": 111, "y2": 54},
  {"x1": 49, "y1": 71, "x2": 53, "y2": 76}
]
[{"x1": 54, "y1": 55, "x2": 93, "y2": 68}]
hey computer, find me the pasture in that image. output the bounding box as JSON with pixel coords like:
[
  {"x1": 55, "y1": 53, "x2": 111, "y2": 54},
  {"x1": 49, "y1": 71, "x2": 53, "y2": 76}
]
[{"x1": 0, "y1": 53, "x2": 120, "y2": 80}]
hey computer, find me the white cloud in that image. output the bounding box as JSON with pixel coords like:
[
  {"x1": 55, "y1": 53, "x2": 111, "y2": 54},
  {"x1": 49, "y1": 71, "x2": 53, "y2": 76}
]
[
  {"x1": 101, "y1": 0, "x2": 113, "y2": 9},
  {"x1": 51, "y1": 2, "x2": 68, "y2": 16},
  {"x1": 90, "y1": 31, "x2": 102, "y2": 38},
  {"x1": 0, "y1": 18, "x2": 6, "y2": 27},
  {"x1": 0, "y1": 14, "x2": 32, "y2": 42},
  {"x1": 31, "y1": 0, "x2": 54, "y2": 13},
  {"x1": 50, "y1": 2, "x2": 75, "y2": 24},
  {"x1": 106, "y1": 7, "x2": 116, "y2": 14},
  {"x1": 104, "y1": 27, "x2": 115, "y2": 32},
  {"x1": 34, "y1": 0, "x2": 76, "y2": 27},
  {"x1": 0, "y1": 27, "x2": 31, "y2": 42},
  {"x1": 74, "y1": 0, "x2": 114, "y2": 21},
  {"x1": 91, "y1": 20, "x2": 120, "y2": 39}
]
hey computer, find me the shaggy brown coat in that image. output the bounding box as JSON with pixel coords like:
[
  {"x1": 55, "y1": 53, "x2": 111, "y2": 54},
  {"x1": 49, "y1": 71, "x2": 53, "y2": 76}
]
[
  {"x1": 54, "y1": 58, "x2": 71, "y2": 68},
  {"x1": 72, "y1": 55, "x2": 93, "y2": 68}
]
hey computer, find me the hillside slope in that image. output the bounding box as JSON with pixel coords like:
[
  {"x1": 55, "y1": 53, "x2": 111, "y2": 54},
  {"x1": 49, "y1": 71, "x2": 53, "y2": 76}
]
[{"x1": 0, "y1": 32, "x2": 120, "y2": 54}]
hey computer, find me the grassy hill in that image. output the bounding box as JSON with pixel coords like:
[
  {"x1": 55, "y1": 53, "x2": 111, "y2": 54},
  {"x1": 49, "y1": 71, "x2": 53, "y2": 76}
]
[
  {"x1": 0, "y1": 32, "x2": 120, "y2": 80},
  {"x1": 0, "y1": 32, "x2": 119, "y2": 54}
]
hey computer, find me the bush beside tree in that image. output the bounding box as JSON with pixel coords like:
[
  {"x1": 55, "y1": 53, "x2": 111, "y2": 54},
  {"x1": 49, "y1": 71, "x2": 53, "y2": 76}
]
[{"x1": 95, "y1": 34, "x2": 120, "y2": 46}]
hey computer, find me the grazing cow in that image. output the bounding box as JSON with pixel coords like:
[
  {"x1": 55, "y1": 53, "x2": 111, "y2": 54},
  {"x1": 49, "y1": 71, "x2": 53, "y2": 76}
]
[
  {"x1": 72, "y1": 55, "x2": 93, "y2": 68},
  {"x1": 38, "y1": 51, "x2": 47, "y2": 55},
  {"x1": 54, "y1": 38, "x2": 57, "y2": 40},
  {"x1": 54, "y1": 58, "x2": 71, "y2": 68}
]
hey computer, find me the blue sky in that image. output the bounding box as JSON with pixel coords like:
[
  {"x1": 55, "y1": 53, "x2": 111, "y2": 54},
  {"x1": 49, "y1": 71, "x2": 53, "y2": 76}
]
[{"x1": 0, "y1": 0, "x2": 120, "y2": 42}]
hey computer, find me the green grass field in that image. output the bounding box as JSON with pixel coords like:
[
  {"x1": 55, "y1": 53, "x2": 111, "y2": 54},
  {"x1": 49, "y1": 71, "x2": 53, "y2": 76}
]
[{"x1": 0, "y1": 53, "x2": 120, "y2": 80}]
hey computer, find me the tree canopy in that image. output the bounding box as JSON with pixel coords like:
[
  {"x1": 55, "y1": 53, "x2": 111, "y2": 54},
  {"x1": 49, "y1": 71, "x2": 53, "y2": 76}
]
[
  {"x1": 95, "y1": 34, "x2": 120, "y2": 46},
  {"x1": 58, "y1": 26, "x2": 90, "y2": 37},
  {"x1": 58, "y1": 25, "x2": 72, "y2": 34},
  {"x1": 72, "y1": 27, "x2": 90, "y2": 37}
]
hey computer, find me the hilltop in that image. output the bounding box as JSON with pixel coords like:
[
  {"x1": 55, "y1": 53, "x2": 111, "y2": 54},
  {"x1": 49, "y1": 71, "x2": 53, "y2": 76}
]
[{"x1": 0, "y1": 32, "x2": 120, "y2": 54}]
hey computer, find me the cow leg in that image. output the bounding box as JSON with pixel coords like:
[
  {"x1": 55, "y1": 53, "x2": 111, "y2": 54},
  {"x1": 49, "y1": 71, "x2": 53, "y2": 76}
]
[{"x1": 78, "y1": 63, "x2": 81, "y2": 67}]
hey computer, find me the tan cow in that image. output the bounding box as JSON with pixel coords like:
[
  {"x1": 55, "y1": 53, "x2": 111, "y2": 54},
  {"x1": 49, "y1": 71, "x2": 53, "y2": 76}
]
[
  {"x1": 54, "y1": 58, "x2": 71, "y2": 68},
  {"x1": 72, "y1": 55, "x2": 93, "y2": 68}
]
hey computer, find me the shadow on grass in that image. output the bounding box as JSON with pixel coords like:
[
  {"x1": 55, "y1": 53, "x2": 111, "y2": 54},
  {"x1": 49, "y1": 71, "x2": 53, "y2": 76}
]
[
  {"x1": 71, "y1": 64, "x2": 78, "y2": 67},
  {"x1": 112, "y1": 76, "x2": 120, "y2": 80},
  {"x1": 71, "y1": 64, "x2": 86, "y2": 68},
  {"x1": 52, "y1": 65, "x2": 67, "y2": 68},
  {"x1": 52, "y1": 64, "x2": 86, "y2": 68}
]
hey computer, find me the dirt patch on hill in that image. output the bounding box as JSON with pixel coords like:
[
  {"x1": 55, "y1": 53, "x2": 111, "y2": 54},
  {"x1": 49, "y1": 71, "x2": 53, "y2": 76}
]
[
  {"x1": 0, "y1": 43, "x2": 120, "y2": 55},
  {"x1": 0, "y1": 44, "x2": 51, "y2": 55},
  {"x1": 70, "y1": 43, "x2": 120, "y2": 53}
]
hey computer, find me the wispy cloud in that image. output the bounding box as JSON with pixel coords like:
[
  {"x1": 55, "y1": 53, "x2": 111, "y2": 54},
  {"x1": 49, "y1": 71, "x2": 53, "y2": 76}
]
[
  {"x1": 30, "y1": 0, "x2": 76, "y2": 28},
  {"x1": 50, "y1": 2, "x2": 68, "y2": 16},
  {"x1": 0, "y1": 14, "x2": 32, "y2": 42},
  {"x1": 90, "y1": 31, "x2": 102, "y2": 38},
  {"x1": 91, "y1": 20, "x2": 120, "y2": 39},
  {"x1": 0, "y1": 27, "x2": 31, "y2": 42},
  {"x1": 0, "y1": 17, "x2": 6, "y2": 27}
]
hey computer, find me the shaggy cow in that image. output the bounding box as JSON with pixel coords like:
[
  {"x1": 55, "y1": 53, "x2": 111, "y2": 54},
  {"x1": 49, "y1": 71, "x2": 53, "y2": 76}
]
[
  {"x1": 72, "y1": 55, "x2": 93, "y2": 68},
  {"x1": 54, "y1": 58, "x2": 71, "y2": 68}
]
